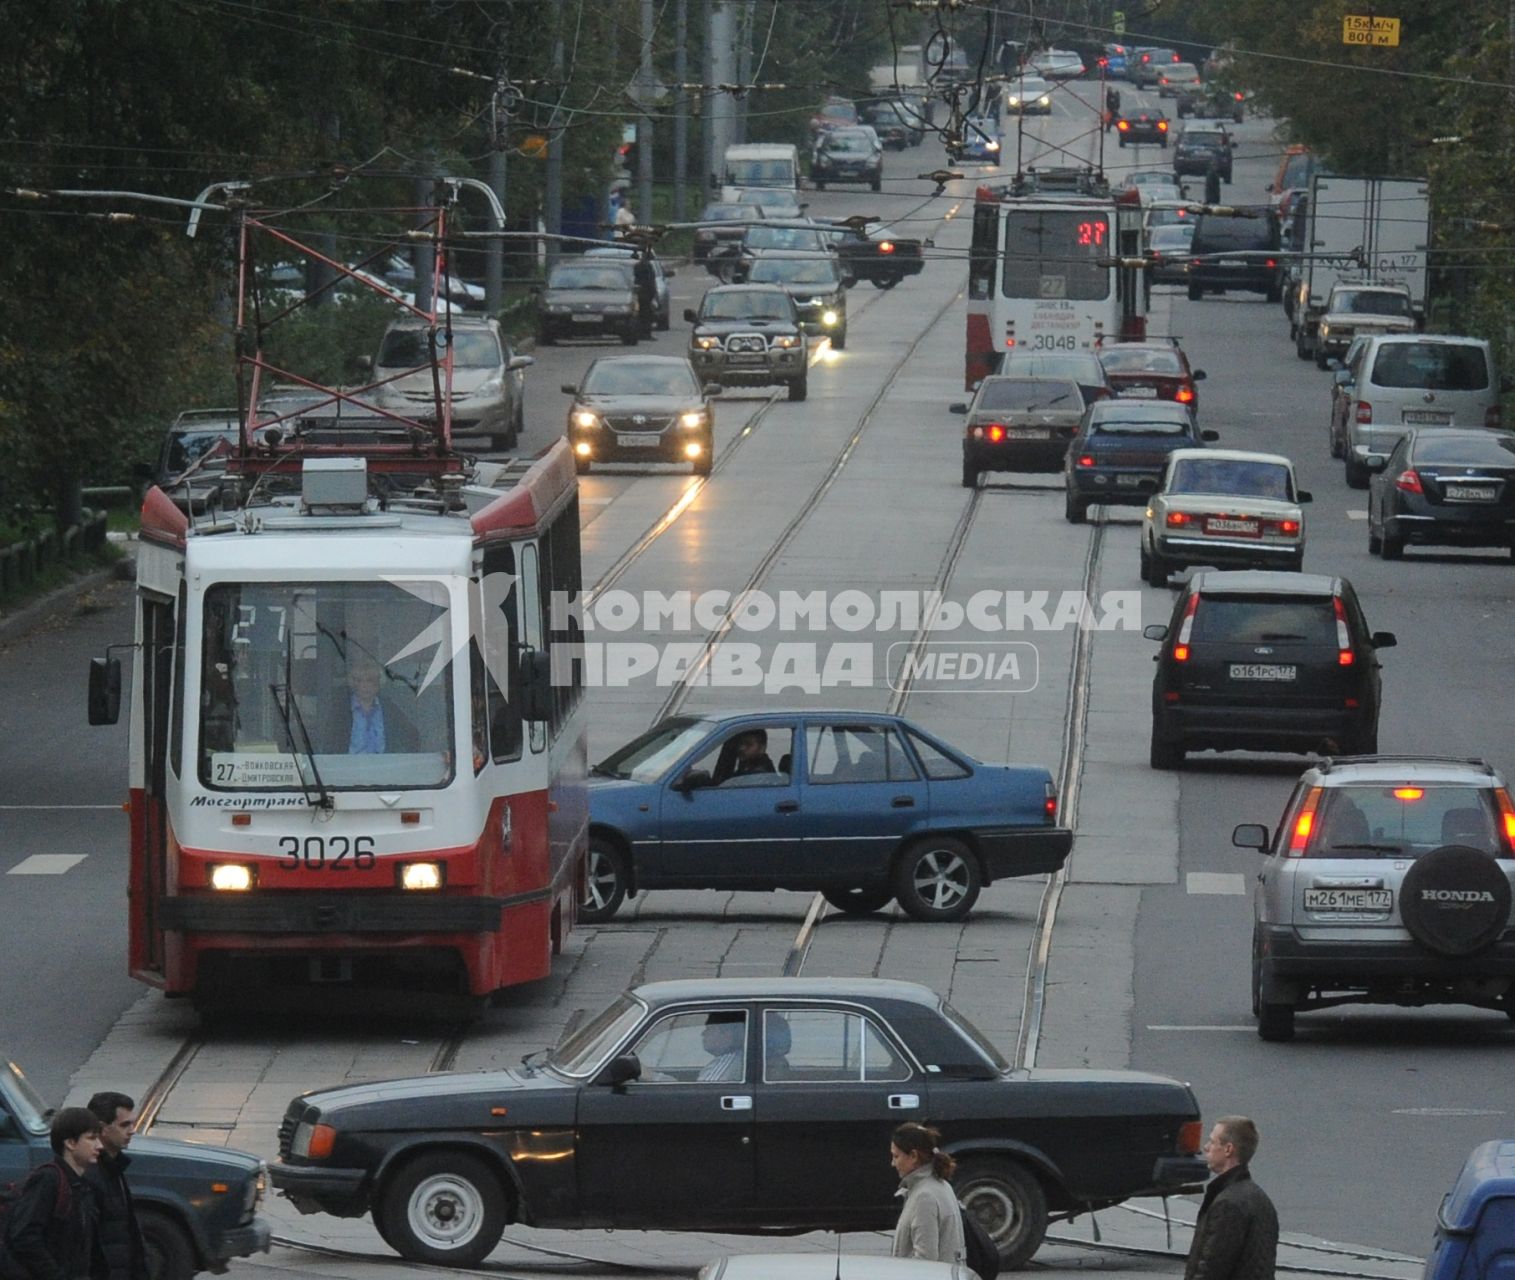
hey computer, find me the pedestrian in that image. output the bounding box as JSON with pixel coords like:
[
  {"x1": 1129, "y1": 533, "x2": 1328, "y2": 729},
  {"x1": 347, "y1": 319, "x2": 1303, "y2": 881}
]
[
  {"x1": 633, "y1": 249, "x2": 657, "y2": 338},
  {"x1": 85, "y1": 1093, "x2": 148, "y2": 1280},
  {"x1": 890, "y1": 1122, "x2": 966, "y2": 1264},
  {"x1": 1185, "y1": 1116, "x2": 1279, "y2": 1280},
  {"x1": 1104, "y1": 86, "x2": 1122, "y2": 131},
  {"x1": 1, "y1": 1107, "x2": 106, "y2": 1280}
]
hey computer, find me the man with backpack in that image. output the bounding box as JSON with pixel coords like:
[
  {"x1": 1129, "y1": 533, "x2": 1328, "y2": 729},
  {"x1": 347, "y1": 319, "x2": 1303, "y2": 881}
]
[
  {"x1": 85, "y1": 1094, "x2": 147, "y2": 1280},
  {"x1": 0, "y1": 1107, "x2": 106, "y2": 1280}
]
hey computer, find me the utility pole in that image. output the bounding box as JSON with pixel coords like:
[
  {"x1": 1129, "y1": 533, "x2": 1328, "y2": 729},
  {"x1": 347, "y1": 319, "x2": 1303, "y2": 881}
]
[
  {"x1": 674, "y1": 0, "x2": 689, "y2": 220},
  {"x1": 544, "y1": 0, "x2": 565, "y2": 268},
  {"x1": 707, "y1": 1, "x2": 737, "y2": 187},
  {"x1": 486, "y1": 77, "x2": 511, "y2": 312},
  {"x1": 414, "y1": 160, "x2": 436, "y2": 313},
  {"x1": 638, "y1": 0, "x2": 656, "y2": 224},
  {"x1": 735, "y1": 0, "x2": 754, "y2": 144}
]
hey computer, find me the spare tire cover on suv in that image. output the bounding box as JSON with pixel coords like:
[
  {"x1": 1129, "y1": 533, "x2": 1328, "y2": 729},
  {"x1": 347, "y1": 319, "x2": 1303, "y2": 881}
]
[{"x1": 1398, "y1": 845, "x2": 1513, "y2": 957}]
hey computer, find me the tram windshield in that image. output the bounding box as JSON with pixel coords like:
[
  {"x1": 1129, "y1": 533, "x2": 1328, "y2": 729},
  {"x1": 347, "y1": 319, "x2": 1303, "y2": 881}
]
[{"x1": 198, "y1": 580, "x2": 458, "y2": 792}]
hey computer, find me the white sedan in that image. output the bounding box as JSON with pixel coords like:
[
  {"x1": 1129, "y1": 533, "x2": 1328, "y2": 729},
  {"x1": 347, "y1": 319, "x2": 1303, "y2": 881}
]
[
  {"x1": 1141, "y1": 448, "x2": 1313, "y2": 585},
  {"x1": 1030, "y1": 48, "x2": 1086, "y2": 78}
]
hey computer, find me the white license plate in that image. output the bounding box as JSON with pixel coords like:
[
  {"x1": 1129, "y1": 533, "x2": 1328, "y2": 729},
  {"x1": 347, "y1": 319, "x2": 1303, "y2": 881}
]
[
  {"x1": 726, "y1": 353, "x2": 765, "y2": 363},
  {"x1": 1116, "y1": 474, "x2": 1144, "y2": 486},
  {"x1": 1123, "y1": 385, "x2": 1158, "y2": 397},
  {"x1": 1006, "y1": 427, "x2": 1051, "y2": 440},
  {"x1": 1445, "y1": 484, "x2": 1498, "y2": 502},
  {"x1": 1229, "y1": 663, "x2": 1296, "y2": 681},
  {"x1": 1403, "y1": 411, "x2": 1451, "y2": 425},
  {"x1": 571, "y1": 314, "x2": 602, "y2": 323},
  {"x1": 618, "y1": 432, "x2": 662, "y2": 447},
  {"x1": 1205, "y1": 517, "x2": 1260, "y2": 536},
  {"x1": 1304, "y1": 888, "x2": 1392, "y2": 912},
  {"x1": 1220, "y1": 258, "x2": 1247, "y2": 267}
]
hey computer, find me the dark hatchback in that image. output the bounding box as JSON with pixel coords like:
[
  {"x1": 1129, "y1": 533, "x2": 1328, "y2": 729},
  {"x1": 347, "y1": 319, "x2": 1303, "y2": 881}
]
[
  {"x1": 564, "y1": 356, "x2": 717, "y2": 476},
  {"x1": 1187, "y1": 209, "x2": 1282, "y2": 301},
  {"x1": 1, "y1": 1062, "x2": 270, "y2": 1280},
  {"x1": 583, "y1": 710, "x2": 1071, "y2": 924},
  {"x1": 272, "y1": 977, "x2": 1207, "y2": 1269},
  {"x1": 955, "y1": 376, "x2": 1087, "y2": 486},
  {"x1": 1116, "y1": 110, "x2": 1170, "y2": 146},
  {"x1": 1064, "y1": 401, "x2": 1217, "y2": 522},
  {"x1": 535, "y1": 258, "x2": 640, "y2": 345},
  {"x1": 818, "y1": 221, "x2": 926, "y2": 289},
  {"x1": 1144, "y1": 571, "x2": 1397, "y2": 768},
  {"x1": 1368, "y1": 428, "x2": 1515, "y2": 560},
  {"x1": 1097, "y1": 341, "x2": 1207, "y2": 412},
  {"x1": 1172, "y1": 127, "x2": 1233, "y2": 181}
]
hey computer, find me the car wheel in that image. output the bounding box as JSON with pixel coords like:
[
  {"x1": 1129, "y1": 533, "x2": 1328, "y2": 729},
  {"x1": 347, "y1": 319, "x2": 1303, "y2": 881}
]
[
  {"x1": 1344, "y1": 455, "x2": 1369, "y2": 489},
  {"x1": 1368, "y1": 524, "x2": 1382, "y2": 556},
  {"x1": 692, "y1": 452, "x2": 712, "y2": 477},
  {"x1": 871, "y1": 175, "x2": 882, "y2": 192},
  {"x1": 376, "y1": 1151, "x2": 508, "y2": 1267},
  {"x1": 1266, "y1": 277, "x2": 1283, "y2": 304},
  {"x1": 511, "y1": 400, "x2": 525, "y2": 445},
  {"x1": 815, "y1": 179, "x2": 827, "y2": 190},
  {"x1": 1064, "y1": 491, "x2": 1086, "y2": 523},
  {"x1": 658, "y1": 308, "x2": 671, "y2": 332},
  {"x1": 872, "y1": 272, "x2": 902, "y2": 290},
  {"x1": 1144, "y1": 542, "x2": 1170, "y2": 587},
  {"x1": 893, "y1": 836, "x2": 982, "y2": 922},
  {"x1": 1381, "y1": 532, "x2": 1404, "y2": 560},
  {"x1": 1149, "y1": 725, "x2": 1184, "y2": 769},
  {"x1": 1118, "y1": 137, "x2": 1126, "y2": 148},
  {"x1": 1250, "y1": 936, "x2": 1263, "y2": 1016},
  {"x1": 956, "y1": 1157, "x2": 1049, "y2": 1268},
  {"x1": 573, "y1": 455, "x2": 591, "y2": 476},
  {"x1": 822, "y1": 887, "x2": 895, "y2": 916},
  {"x1": 1187, "y1": 282, "x2": 1202, "y2": 301},
  {"x1": 580, "y1": 839, "x2": 628, "y2": 924},
  {"x1": 1257, "y1": 1000, "x2": 1296, "y2": 1042},
  {"x1": 620, "y1": 325, "x2": 639, "y2": 346},
  {"x1": 536, "y1": 328, "x2": 554, "y2": 347},
  {"x1": 831, "y1": 329, "x2": 847, "y2": 351},
  {"x1": 962, "y1": 459, "x2": 979, "y2": 489},
  {"x1": 1295, "y1": 331, "x2": 1312, "y2": 360},
  {"x1": 139, "y1": 1209, "x2": 195, "y2": 1280},
  {"x1": 1330, "y1": 426, "x2": 1343, "y2": 459},
  {"x1": 1314, "y1": 350, "x2": 1330, "y2": 371},
  {"x1": 788, "y1": 372, "x2": 809, "y2": 401}
]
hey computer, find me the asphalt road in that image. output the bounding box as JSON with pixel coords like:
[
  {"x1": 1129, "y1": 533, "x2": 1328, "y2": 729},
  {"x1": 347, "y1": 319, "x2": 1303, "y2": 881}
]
[{"x1": 0, "y1": 75, "x2": 1504, "y2": 1280}]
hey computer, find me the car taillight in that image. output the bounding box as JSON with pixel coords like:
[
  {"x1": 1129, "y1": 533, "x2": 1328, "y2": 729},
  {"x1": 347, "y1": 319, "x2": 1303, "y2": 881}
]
[
  {"x1": 1288, "y1": 787, "x2": 1323, "y2": 857},
  {"x1": 1496, "y1": 789, "x2": 1515, "y2": 858},
  {"x1": 1396, "y1": 469, "x2": 1423, "y2": 495},
  {"x1": 1334, "y1": 596, "x2": 1353, "y2": 665},
  {"x1": 879, "y1": 241, "x2": 895, "y2": 254},
  {"x1": 985, "y1": 423, "x2": 1006, "y2": 443},
  {"x1": 1177, "y1": 1121, "x2": 1202, "y2": 1154},
  {"x1": 1265, "y1": 258, "x2": 1277, "y2": 268},
  {"x1": 1172, "y1": 590, "x2": 1199, "y2": 661},
  {"x1": 1234, "y1": 91, "x2": 1245, "y2": 100},
  {"x1": 1487, "y1": 404, "x2": 1503, "y2": 428},
  {"x1": 1158, "y1": 120, "x2": 1169, "y2": 131},
  {"x1": 1044, "y1": 781, "x2": 1058, "y2": 821},
  {"x1": 1166, "y1": 511, "x2": 1190, "y2": 526},
  {"x1": 1273, "y1": 519, "x2": 1300, "y2": 535},
  {"x1": 1355, "y1": 401, "x2": 1372, "y2": 424},
  {"x1": 1160, "y1": 77, "x2": 1170, "y2": 85},
  {"x1": 1175, "y1": 386, "x2": 1195, "y2": 403},
  {"x1": 1191, "y1": 257, "x2": 1202, "y2": 267},
  {"x1": 1077, "y1": 454, "x2": 1095, "y2": 467},
  {"x1": 1118, "y1": 120, "x2": 1130, "y2": 131}
]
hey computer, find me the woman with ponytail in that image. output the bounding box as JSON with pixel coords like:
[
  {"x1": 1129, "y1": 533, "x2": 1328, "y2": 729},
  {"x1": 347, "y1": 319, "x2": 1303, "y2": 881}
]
[{"x1": 890, "y1": 1122, "x2": 965, "y2": 1264}]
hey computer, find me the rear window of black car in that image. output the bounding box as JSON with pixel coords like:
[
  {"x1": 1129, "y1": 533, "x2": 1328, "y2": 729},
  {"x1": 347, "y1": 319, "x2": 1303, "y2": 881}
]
[
  {"x1": 1189, "y1": 596, "x2": 1337, "y2": 645},
  {"x1": 1371, "y1": 343, "x2": 1489, "y2": 391},
  {"x1": 1192, "y1": 214, "x2": 1276, "y2": 251},
  {"x1": 1414, "y1": 434, "x2": 1515, "y2": 465},
  {"x1": 975, "y1": 379, "x2": 1081, "y2": 411},
  {"x1": 1092, "y1": 417, "x2": 1189, "y2": 436},
  {"x1": 1182, "y1": 132, "x2": 1227, "y2": 148}
]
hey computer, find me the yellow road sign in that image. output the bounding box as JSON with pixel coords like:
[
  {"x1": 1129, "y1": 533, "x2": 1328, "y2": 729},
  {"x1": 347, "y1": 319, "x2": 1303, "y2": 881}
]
[
  {"x1": 1113, "y1": 9, "x2": 1126, "y2": 33},
  {"x1": 1342, "y1": 14, "x2": 1400, "y2": 45}
]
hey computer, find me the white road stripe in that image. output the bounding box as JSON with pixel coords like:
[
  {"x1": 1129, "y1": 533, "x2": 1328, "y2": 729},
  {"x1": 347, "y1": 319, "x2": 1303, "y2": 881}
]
[
  {"x1": 0, "y1": 804, "x2": 120, "y2": 811},
  {"x1": 8, "y1": 854, "x2": 88, "y2": 875},
  {"x1": 1147, "y1": 1025, "x2": 1255, "y2": 1032},
  {"x1": 1346, "y1": 510, "x2": 1369, "y2": 521},
  {"x1": 1186, "y1": 871, "x2": 1247, "y2": 894}
]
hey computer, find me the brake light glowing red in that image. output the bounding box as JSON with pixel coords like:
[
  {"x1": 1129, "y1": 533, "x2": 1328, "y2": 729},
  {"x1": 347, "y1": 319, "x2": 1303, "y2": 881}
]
[
  {"x1": 1276, "y1": 519, "x2": 1300, "y2": 535},
  {"x1": 879, "y1": 241, "x2": 895, "y2": 254},
  {"x1": 985, "y1": 424, "x2": 1007, "y2": 443},
  {"x1": 1496, "y1": 790, "x2": 1515, "y2": 858},
  {"x1": 1118, "y1": 120, "x2": 1130, "y2": 131},
  {"x1": 1172, "y1": 590, "x2": 1200, "y2": 662},
  {"x1": 1334, "y1": 597, "x2": 1353, "y2": 665},
  {"x1": 1356, "y1": 401, "x2": 1373, "y2": 424},
  {"x1": 1392, "y1": 787, "x2": 1424, "y2": 801},
  {"x1": 1045, "y1": 781, "x2": 1058, "y2": 820},
  {"x1": 1077, "y1": 455, "x2": 1095, "y2": 467},
  {"x1": 1234, "y1": 91, "x2": 1244, "y2": 99},
  {"x1": 1287, "y1": 787, "x2": 1323, "y2": 856},
  {"x1": 1396, "y1": 469, "x2": 1423, "y2": 495},
  {"x1": 1166, "y1": 511, "x2": 1190, "y2": 526},
  {"x1": 1265, "y1": 258, "x2": 1277, "y2": 268},
  {"x1": 1159, "y1": 77, "x2": 1170, "y2": 85},
  {"x1": 1175, "y1": 386, "x2": 1195, "y2": 403},
  {"x1": 1158, "y1": 120, "x2": 1169, "y2": 131}
]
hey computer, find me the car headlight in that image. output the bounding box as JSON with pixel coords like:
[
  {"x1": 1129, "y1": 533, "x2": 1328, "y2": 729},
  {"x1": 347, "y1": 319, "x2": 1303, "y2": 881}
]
[
  {"x1": 573, "y1": 411, "x2": 599, "y2": 428},
  {"x1": 694, "y1": 336, "x2": 721, "y2": 350},
  {"x1": 1039, "y1": 96, "x2": 1051, "y2": 105},
  {"x1": 680, "y1": 411, "x2": 707, "y2": 429},
  {"x1": 772, "y1": 334, "x2": 799, "y2": 349},
  {"x1": 1009, "y1": 96, "x2": 1022, "y2": 106},
  {"x1": 290, "y1": 1121, "x2": 336, "y2": 1159},
  {"x1": 604, "y1": 304, "x2": 631, "y2": 314},
  {"x1": 986, "y1": 139, "x2": 1000, "y2": 151},
  {"x1": 473, "y1": 376, "x2": 504, "y2": 397},
  {"x1": 822, "y1": 309, "x2": 839, "y2": 326}
]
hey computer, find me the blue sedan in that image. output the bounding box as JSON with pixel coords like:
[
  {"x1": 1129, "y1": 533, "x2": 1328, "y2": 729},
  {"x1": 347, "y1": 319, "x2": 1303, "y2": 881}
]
[{"x1": 584, "y1": 710, "x2": 1072, "y2": 924}]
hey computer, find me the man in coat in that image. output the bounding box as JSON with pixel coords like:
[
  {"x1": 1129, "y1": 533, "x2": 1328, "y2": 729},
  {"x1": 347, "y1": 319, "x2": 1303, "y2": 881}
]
[
  {"x1": 1184, "y1": 1115, "x2": 1279, "y2": 1280},
  {"x1": 322, "y1": 656, "x2": 419, "y2": 755},
  {"x1": 85, "y1": 1093, "x2": 148, "y2": 1280}
]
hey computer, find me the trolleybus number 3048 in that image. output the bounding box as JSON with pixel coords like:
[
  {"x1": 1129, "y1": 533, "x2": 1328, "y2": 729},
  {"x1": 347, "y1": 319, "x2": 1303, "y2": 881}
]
[{"x1": 277, "y1": 836, "x2": 378, "y2": 870}]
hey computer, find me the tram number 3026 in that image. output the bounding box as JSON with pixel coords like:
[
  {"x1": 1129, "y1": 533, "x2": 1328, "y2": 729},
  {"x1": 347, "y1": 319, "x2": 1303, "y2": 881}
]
[
  {"x1": 1026, "y1": 332, "x2": 1079, "y2": 351},
  {"x1": 277, "y1": 836, "x2": 378, "y2": 870}
]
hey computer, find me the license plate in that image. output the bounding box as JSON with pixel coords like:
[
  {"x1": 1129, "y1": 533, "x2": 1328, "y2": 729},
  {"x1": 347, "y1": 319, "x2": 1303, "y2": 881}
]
[
  {"x1": 1229, "y1": 663, "x2": 1296, "y2": 681},
  {"x1": 1006, "y1": 427, "x2": 1051, "y2": 440},
  {"x1": 1123, "y1": 385, "x2": 1158, "y2": 397},
  {"x1": 726, "y1": 353, "x2": 765, "y2": 363},
  {"x1": 1205, "y1": 517, "x2": 1260, "y2": 536},
  {"x1": 619, "y1": 432, "x2": 662, "y2": 447},
  {"x1": 571, "y1": 314, "x2": 602, "y2": 324},
  {"x1": 1445, "y1": 484, "x2": 1497, "y2": 502},
  {"x1": 1220, "y1": 258, "x2": 1247, "y2": 267},
  {"x1": 1403, "y1": 411, "x2": 1451, "y2": 424},
  {"x1": 1304, "y1": 888, "x2": 1392, "y2": 912},
  {"x1": 1116, "y1": 474, "x2": 1143, "y2": 486}
]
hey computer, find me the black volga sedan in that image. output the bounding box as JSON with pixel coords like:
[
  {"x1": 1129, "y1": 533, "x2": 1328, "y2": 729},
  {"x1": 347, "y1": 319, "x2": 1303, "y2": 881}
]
[
  {"x1": 1064, "y1": 400, "x2": 1217, "y2": 522},
  {"x1": 1367, "y1": 427, "x2": 1515, "y2": 560},
  {"x1": 564, "y1": 355, "x2": 718, "y2": 476},
  {"x1": 271, "y1": 978, "x2": 1208, "y2": 1269}
]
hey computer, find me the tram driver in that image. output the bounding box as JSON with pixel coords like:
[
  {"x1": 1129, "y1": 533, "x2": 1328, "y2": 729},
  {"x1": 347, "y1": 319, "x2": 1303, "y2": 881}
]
[{"x1": 325, "y1": 655, "x2": 419, "y2": 755}]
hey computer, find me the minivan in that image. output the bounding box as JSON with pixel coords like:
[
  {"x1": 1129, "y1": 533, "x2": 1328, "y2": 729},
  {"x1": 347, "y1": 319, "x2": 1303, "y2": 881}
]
[
  {"x1": 1187, "y1": 209, "x2": 1281, "y2": 301},
  {"x1": 1333, "y1": 334, "x2": 1511, "y2": 487}
]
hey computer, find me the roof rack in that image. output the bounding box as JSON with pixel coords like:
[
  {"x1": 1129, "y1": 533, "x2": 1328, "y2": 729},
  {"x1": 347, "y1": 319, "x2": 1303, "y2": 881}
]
[{"x1": 1317, "y1": 755, "x2": 1495, "y2": 775}]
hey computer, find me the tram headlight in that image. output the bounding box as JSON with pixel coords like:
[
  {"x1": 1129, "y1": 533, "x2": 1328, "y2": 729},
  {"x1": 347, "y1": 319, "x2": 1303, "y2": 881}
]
[
  {"x1": 208, "y1": 864, "x2": 254, "y2": 892},
  {"x1": 399, "y1": 861, "x2": 444, "y2": 891}
]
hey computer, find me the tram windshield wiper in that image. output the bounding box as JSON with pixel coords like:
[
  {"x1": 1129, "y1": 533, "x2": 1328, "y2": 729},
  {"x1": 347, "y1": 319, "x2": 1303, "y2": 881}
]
[{"x1": 269, "y1": 643, "x2": 333, "y2": 811}]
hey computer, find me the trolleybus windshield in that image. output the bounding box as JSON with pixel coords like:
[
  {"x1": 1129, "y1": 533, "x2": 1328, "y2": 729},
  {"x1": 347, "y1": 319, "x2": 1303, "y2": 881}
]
[
  {"x1": 198, "y1": 580, "x2": 459, "y2": 792},
  {"x1": 1002, "y1": 210, "x2": 1111, "y2": 301}
]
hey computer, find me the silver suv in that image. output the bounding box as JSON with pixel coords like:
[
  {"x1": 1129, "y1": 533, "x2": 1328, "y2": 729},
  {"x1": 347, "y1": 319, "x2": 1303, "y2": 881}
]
[{"x1": 1234, "y1": 755, "x2": 1515, "y2": 1042}]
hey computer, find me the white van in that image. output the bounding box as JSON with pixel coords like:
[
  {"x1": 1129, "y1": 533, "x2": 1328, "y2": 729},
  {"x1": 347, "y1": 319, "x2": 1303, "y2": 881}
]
[
  {"x1": 721, "y1": 144, "x2": 799, "y2": 195},
  {"x1": 1336, "y1": 334, "x2": 1511, "y2": 486}
]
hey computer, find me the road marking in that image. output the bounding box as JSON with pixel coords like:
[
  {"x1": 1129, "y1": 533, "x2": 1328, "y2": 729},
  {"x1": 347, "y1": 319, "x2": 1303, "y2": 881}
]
[
  {"x1": 8, "y1": 854, "x2": 87, "y2": 875},
  {"x1": 580, "y1": 496, "x2": 614, "y2": 505},
  {"x1": 1393, "y1": 1107, "x2": 1505, "y2": 1117},
  {"x1": 1186, "y1": 872, "x2": 1246, "y2": 894},
  {"x1": 1147, "y1": 1025, "x2": 1255, "y2": 1032},
  {"x1": 0, "y1": 804, "x2": 120, "y2": 811},
  {"x1": 1346, "y1": 510, "x2": 1369, "y2": 521}
]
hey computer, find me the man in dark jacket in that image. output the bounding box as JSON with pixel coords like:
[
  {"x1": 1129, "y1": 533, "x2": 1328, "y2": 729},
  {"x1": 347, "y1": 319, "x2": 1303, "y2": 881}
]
[
  {"x1": 1, "y1": 1107, "x2": 104, "y2": 1280},
  {"x1": 85, "y1": 1093, "x2": 148, "y2": 1280},
  {"x1": 633, "y1": 251, "x2": 657, "y2": 338},
  {"x1": 1184, "y1": 1115, "x2": 1278, "y2": 1280}
]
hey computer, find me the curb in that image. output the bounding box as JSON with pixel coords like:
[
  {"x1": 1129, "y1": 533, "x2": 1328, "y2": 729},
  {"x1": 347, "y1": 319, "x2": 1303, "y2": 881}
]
[{"x1": 0, "y1": 552, "x2": 137, "y2": 646}]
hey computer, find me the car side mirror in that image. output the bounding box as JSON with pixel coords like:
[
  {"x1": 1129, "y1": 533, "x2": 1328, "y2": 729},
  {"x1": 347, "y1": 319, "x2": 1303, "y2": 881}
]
[
  {"x1": 355, "y1": 354, "x2": 374, "y2": 372},
  {"x1": 1371, "y1": 631, "x2": 1397, "y2": 649},
  {"x1": 508, "y1": 355, "x2": 535, "y2": 371},
  {"x1": 1201, "y1": 429, "x2": 1220, "y2": 441},
  {"x1": 1332, "y1": 369, "x2": 1352, "y2": 386},
  {"x1": 949, "y1": 403, "x2": 968, "y2": 415},
  {"x1": 1365, "y1": 454, "x2": 1389, "y2": 474},
  {"x1": 561, "y1": 384, "x2": 578, "y2": 395},
  {"x1": 1192, "y1": 369, "x2": 1207, "y2": 381},
  {"x1": 519, "y1": 647, "x2": 553, "y2": 725},
  {"x1": 1232, "y1": 823, "x2": 1270, "y2": 851},
  {"x1": 703, "y1": 383, "x2": 723, "y2": 396},
  {"x1": 1143, "y1": 624, "x2": 1168, "y2": 641},
  {"x1": 88, "y1": 656, "x2": 122, "y2": 726},
  {"x1": 683, "y1": 308, "x2": 698, "y2": 323},
  {"x1": 601, "y1": 1054, "x2": 642, "y2": 1089},
  {"x1": 1296, "y1": 491, "x2": 1313, "y2": 504},
  {"x1": 676, "y1": 768, "x2": 713, "y2": 792}
]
